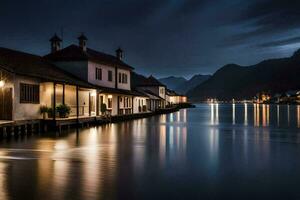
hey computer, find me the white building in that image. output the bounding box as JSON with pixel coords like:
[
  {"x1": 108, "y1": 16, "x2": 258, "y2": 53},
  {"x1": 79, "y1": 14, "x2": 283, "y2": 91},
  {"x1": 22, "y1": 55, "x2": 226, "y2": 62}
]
[
  {"x1": 45, "y1": 34, "x2": 138, "y2": 116},
  {"x1": 0, "y1": 47, "x2": 96, "y2": 121},
  {"x1": 131, "y1": 72, "x2": 167, "y2": 111},
  {"x1": 166, "y1": 89, "x2": 188, "y2": 105}
]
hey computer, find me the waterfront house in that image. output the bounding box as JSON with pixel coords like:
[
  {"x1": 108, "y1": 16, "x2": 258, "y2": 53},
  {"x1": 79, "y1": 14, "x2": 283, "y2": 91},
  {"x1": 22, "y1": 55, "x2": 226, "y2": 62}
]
[
  {"x1": 44, "y1": 34, "x2": 138, "y2": 116},
  {"x1": 132, "y1": 90, "x2": 150, "y2": 113},
  {"x1": 0, "y1": 34, "x2": 186, "y2": 132},
  {"x1": 166, "y1": 89, "x2": 187, "y2": 106},
  {"x1": 0, "y1": 47, "x2": 97, "y2": 122},
  {"x1": 131, "y1": 72, "x2": 166, "y2": 111}
]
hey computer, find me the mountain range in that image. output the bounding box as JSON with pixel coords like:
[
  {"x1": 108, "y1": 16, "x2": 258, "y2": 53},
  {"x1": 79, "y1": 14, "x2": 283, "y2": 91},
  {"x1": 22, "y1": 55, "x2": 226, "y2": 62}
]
[
  {"x1": 159, "y1": 74, "x2": 211, "y2": 95},
  {"x1": 187, "y1": 49, "x2": 300, "y2": 102}
]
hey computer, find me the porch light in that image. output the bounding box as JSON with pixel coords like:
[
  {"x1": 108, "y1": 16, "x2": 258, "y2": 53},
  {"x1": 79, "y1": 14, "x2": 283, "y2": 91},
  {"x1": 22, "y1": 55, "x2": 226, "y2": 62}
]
[
  {"x1": 108, "y1": 95, "x2": 113, "y2": 98},
  {"x1": 0, "y1": 80, "x2": 5, "y2": 88},
  {"x1": 91, "y1": 91, "x2": 96, "y2": 97}
]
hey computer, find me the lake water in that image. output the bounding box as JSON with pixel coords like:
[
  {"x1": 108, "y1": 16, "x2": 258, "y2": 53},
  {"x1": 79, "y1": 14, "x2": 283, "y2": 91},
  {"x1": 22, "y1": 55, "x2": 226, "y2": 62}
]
[{"x1": 1, "y1": 104, "x2": 300, "y2": 199}]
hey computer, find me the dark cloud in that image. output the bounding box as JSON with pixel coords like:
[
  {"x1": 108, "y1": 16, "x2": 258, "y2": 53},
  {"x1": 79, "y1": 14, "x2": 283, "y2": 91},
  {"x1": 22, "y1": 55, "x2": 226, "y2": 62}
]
[
  {"x1": 225, "y1": 0, "x2": 300, "y2": 45},
  {"x1": 258, "y1": 36, "x2": 300, "y2": 48},
  {"x1": 0, "y1": 0, "x2": 299, "y2": 77}
]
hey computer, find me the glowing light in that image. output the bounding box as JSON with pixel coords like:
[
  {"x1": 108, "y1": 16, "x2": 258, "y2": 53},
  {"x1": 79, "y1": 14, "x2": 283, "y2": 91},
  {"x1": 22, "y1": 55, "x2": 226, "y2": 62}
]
[
  {"x1": 0, "y1": 80, "x2": 5, "y2": 88},
  {"x1": 108, "y1": 95, "x2": 113, "y2": 99},
  {"x1": 90, "y1": 91, "x2": 96, "y2": 97}
]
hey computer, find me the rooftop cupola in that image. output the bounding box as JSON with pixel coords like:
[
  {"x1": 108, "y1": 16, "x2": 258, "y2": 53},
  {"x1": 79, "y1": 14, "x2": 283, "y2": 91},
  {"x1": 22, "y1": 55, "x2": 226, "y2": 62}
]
[
  {"x1": 78, "y1": 33, "x2": 88, "y2": 51},
  {"x1": 49, "y1": 34, "x2": 62, "y2": 53},
  {"x1": 116, "y1": 47, "x2": 123, "y2": 60}
]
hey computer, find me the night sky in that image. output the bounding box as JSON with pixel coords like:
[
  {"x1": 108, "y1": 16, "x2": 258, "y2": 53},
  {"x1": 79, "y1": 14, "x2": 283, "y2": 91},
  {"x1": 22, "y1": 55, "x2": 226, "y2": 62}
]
[{"x1": 0, "y1": 0, "x2": 299, "y2": 78}]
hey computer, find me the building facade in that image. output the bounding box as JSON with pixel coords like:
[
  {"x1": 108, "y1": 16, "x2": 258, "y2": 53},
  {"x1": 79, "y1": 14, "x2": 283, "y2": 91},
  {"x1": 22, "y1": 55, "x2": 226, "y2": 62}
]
[{"x1": 0, "y1": 34, "x2": 187, "y2": 123}]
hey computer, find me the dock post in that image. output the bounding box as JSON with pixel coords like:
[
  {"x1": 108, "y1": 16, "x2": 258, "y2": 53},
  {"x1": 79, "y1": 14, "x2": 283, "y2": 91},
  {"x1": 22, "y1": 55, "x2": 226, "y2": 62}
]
[
  {"x1": 3, "y1": 127, "x2": 7, "y2": 138},
  {"x1": 11, "y1": 126, "x2": 15, "y2": 137},
  {"x1": 24, "y1": 124, "x2": 28, "y2": 135},
  {"x1": 38, "y1": 122, "x2": 41, "y2": 134},
  {"x1": 17, "y1": 126, "x2": 21, "y2": 136},
  {"x1": 31, "y1": 123, "x2": 35, "y2": 134},
  {"x1": 58, "y1": 125, "x2": 62, "y2": 134}
]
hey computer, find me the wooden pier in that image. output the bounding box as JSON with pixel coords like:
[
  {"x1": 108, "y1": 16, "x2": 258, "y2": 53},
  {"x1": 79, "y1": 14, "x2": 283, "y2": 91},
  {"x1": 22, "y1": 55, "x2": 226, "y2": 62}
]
[
  {"x1": 0, "y1": 106, "x2": 182, "y2": 138},
  {"x1": 0, "y1": 120, "x2": 40, "y2": 138}
]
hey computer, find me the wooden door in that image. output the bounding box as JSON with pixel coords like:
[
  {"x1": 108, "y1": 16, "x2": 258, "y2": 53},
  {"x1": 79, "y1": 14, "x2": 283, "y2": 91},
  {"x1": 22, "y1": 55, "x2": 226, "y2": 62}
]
[
  {"x1": 89, "y1": 92, "x2": 96, "y2": 116},
  {"x1": 0, "y1": 88, "x2": 13, "y2": 120}
]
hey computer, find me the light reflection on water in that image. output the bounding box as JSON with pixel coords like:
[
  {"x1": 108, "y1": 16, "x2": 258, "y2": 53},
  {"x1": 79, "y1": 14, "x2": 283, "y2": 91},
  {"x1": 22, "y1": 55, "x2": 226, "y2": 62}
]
[{"x1": 0, "y1": 104, "x2": 300, "y2": 199}]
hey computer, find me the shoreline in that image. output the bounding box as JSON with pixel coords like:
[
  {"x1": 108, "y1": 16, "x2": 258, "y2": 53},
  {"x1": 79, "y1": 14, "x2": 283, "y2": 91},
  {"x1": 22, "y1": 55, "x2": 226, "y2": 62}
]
[{"x1": 0, "y1": 103, "x2": 195, "y2": 138}]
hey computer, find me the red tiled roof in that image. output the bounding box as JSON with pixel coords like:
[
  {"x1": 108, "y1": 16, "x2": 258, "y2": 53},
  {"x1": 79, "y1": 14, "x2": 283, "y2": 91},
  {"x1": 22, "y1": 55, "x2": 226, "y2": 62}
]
[{"x1": 44, "y1": 45, "x2": 134, "y2": 70}]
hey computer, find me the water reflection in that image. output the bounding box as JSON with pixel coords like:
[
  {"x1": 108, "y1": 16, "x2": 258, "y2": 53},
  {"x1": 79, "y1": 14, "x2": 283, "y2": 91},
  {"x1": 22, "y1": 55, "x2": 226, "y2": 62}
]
[
  {"x1": 262, "y1": 104, "x2": 270, "y2": 127},
  {"x1": 254, "y1": 104, "x2": 260, "y2": 127},
  {"x1": 0, "y1": 162, "x2": 8, "y2": 200},
  {"x1": 287, "y1": 105, "x2": 290, "y2": 126},
  {"x1": 244, "y1": 103, "x2": 248, "y2": 126},
  {"x1": 206, "y1": 103, "x2": 300, "y2": 128},
  {"x1": 210, "y1": 103, "x2": 219, "y2": 125},
  {"x1": 232, "y1": 103, "x2": 236, "y2": 125},
  {"x1": 210, "y1": 103, "x2": 214, "y2": 125},
  {"x1": 209, "y1": 128, "x2": 219, "y2": 164},
  {"x1": 183, "y1": 109, "x2": 187, "y2": 123},
  {"x1": 0, "y1": 106, "x2": 300, "y2": 199},
  {"x1": 297, "y1": 106, "x2": 300, "y2": 128},
  {"x1": 277, "y1": 105, "x2": 280, "y2": 126},
  {"x1": 159, "y1": 125, "x2": 166, "y2": 167}
]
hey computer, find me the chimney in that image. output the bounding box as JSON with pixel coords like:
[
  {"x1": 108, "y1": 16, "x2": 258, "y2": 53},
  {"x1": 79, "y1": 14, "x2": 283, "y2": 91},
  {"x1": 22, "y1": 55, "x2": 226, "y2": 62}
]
[
  {"x1": 116, "y1": 47, "x2": 123, "y2": 60},
  {"x1": 78, "y1": 33, "x2": 88, "y2": 51},
  {"x1": 49, "y1": 34, "x2": 62, "y2": 53}
]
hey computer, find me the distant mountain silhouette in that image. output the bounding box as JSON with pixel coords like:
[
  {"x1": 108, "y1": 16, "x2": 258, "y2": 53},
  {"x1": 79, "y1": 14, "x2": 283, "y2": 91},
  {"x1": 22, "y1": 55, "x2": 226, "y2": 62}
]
[
  {"x1": 176, "y1": 74, "x2": 211, "y2": 94},
  {"x1": 187, "y1": 49, "x2": 300, "y2": 102},
  {"x1": 158, "y1": 76, "x2": 187, "y2": 91},
  {"x1": 159, "y1": 74, "x2": 211, "y2": 94}
]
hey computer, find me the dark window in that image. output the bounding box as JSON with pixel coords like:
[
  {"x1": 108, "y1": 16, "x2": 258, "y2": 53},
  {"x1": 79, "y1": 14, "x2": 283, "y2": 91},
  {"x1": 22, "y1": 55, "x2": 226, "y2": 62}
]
[
  {"x1": 119, "y1": 73, "x2": 122, "y2": 83},
  {"x1": 20, "y1": 83, "x2": 39, "y2": 104},
  {"x1": 95, "y1": 68, "x2": 102, "y2": 80},
  {"x1": 124, "y1": 74, "x2": 128, "y2": 83},
  {"x1": 108, "y1": 70, "x2": 113, "y2": 82}
]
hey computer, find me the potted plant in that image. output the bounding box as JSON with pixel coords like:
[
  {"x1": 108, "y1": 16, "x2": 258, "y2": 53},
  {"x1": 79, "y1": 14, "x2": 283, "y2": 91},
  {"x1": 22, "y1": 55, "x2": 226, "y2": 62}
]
[
  {"x1": 40, "y1": 106, "x2": 49, "y2": 119},
  {"x1": 56, "y1": 104, "x2": 71, "y2": 118},
  {"x1": 101, "y1": 103, "x2": 107, "y2": 115}
]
